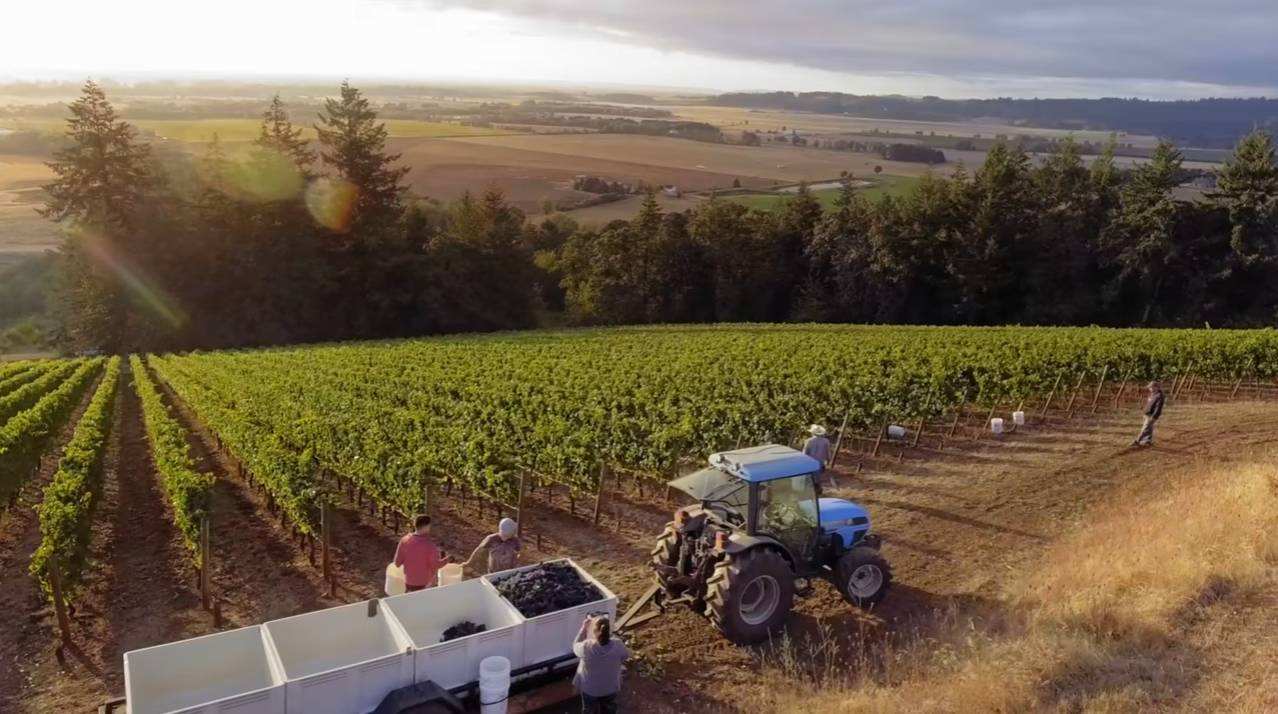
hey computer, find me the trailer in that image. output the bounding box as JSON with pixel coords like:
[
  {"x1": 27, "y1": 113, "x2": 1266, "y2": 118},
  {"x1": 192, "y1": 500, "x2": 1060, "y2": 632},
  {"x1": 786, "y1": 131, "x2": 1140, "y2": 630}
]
[{"x1": 103, "y1": 559, "x2": 616, "y2": 714}]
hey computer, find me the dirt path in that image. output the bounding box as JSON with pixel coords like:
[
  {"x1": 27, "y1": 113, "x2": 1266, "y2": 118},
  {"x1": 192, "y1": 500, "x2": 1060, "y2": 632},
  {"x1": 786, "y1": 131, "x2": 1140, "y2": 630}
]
[{"x1": 0, "y1": 370, "x2": 104, "y2": 711}]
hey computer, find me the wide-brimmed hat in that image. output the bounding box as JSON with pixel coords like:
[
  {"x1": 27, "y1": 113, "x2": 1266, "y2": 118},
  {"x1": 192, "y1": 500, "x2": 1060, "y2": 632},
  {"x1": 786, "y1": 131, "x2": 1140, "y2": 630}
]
[{"x1": 808, "y1": 424, "x2": 827, "y2": 436}]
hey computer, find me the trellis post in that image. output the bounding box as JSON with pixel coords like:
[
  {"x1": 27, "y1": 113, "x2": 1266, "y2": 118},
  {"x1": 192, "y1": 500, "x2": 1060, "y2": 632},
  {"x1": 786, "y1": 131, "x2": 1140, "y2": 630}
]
[
  {"x1": 321, "y1": 501, "x2": 335, "y2": 598},
  {"x1": 830, "y1": 408, "x2": 851, "y2": 466},
  {"x1": 1038, "y1": 374, "x2": 1062, "y2": 422},
  {"x1": 1063, "y1": 373, "x2": 1086, "y2": 417},
  {"x1": 49, "y1": 557, "x2": 72, "y2": 647},
  {"x1": 1089, "y1": 365, "x2": 1110, "y2": 414},
  {"x1": 200, "y1": 515, "x2": 212, "y2": 613},
  {"x1": 870, "y1": 421, "x2": 887, "y2": 457},
  {"x1": 593, "y1": 464, "x2": 606, "y2": 526}
]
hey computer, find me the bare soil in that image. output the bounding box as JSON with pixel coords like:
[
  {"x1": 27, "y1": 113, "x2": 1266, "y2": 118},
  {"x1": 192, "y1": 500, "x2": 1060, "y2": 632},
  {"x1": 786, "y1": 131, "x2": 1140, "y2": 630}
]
[{"x1": 2, "y1": 380, "x2": 1275, "y2": 712}]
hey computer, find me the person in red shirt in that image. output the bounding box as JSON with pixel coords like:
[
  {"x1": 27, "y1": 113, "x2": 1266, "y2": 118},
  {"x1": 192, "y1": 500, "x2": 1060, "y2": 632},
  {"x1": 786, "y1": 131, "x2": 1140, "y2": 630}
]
[{"x1": 394, "y1": 514, "x2": 451, "y2": 592}]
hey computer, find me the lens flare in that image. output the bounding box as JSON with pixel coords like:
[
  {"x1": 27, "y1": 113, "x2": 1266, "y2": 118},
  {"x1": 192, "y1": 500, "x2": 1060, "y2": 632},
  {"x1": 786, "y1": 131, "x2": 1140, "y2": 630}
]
[
  {"x1": 305, "y1": 177, "x2": 358, "y2": 232},
  {"x1": 192, "y1": 146, "x2": 306, "y2": 204},
  {"x1": 67, "y1": 222, "x2": 187, "y2": 329}
]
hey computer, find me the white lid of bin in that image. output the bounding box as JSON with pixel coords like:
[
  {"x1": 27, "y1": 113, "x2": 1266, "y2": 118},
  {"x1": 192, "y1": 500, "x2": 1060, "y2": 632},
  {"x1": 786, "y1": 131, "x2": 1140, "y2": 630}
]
[
  {"x1": 124, "y1": 625, "x2": 285, "y2": 714},
  {"x1": 263, "y1": 600, "x2": 412, "y2": 680}
]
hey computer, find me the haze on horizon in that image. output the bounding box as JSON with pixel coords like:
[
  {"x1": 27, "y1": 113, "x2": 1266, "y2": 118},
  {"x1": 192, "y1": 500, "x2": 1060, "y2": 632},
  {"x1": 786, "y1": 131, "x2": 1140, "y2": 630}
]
[{"x1": 3, "y1": 0, "x2": 1277, "y2": 100}]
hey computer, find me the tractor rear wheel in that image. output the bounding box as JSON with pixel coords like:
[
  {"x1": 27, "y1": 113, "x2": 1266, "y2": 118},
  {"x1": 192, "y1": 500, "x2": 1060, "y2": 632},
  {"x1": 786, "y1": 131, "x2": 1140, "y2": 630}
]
[
  {"x1": 706, "y1": 548, "x2": 794, "y2": 644},
  {"x1": 649, "y1": 526, "x2": 679, "y2": 574},
  {"x1": 835, "y1": 547, "x2": 891, "y2": 607}
]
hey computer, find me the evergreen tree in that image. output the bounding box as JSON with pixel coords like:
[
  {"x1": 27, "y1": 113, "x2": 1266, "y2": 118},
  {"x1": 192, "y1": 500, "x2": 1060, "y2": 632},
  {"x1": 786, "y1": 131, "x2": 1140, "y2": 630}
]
[
  {"x1": 256, "y1": 94, "x2": 314, "y2": 173},
  {"x1": 315, "y1": 81, "x2": 409, "y2": 240},
  {"x1": 951, "y1": 142, "x2": 1036, "y2": 323},
  {"x1": 1212, "y1": 130, "x2": 1278, "y2": 265},
  {"x1": 1103, "y1": 140, "x2": 1185, "y2": 324},
  {"x1": 40, "y1": 80, "x2": 152, "y2": 352}
]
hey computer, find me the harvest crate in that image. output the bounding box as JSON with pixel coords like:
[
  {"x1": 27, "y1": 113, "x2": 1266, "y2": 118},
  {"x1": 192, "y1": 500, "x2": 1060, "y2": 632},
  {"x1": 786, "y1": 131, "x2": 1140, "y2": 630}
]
[
  {"x1": 263, "y1": 600, "x2": 413, "y2": 714},
  {"x1": 383, "y1": 576, "x2": 526, "y2": 688},
  {"x1": 484, "y1": 559, "x2": 619, "y2": 667},
  {"x1": 123, "y1": 625, "x2": 285, "y2": 714}
]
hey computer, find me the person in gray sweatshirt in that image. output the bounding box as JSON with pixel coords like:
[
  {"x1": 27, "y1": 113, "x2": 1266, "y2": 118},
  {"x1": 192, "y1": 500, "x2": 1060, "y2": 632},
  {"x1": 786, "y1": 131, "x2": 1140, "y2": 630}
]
[
  {"x1": 1132, "y1": 381, "x2": 1166, "y2": 446},
  {"x1": 572, "y1": 615, "x2": 629, "y2": 713}
]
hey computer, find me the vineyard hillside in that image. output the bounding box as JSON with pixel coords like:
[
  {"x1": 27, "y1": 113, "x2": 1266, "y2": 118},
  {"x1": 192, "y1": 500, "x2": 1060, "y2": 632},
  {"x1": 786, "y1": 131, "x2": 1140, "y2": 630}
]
[{"x1": 0, "y1": 325, "x2": 1276, "y2": 712}]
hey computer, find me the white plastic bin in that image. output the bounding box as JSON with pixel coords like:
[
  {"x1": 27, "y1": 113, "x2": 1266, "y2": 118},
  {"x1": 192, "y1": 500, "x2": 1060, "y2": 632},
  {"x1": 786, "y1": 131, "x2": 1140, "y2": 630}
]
[
  {"x1": 990, "y1": 417, "x2": 1005, "y2": 435},
  {"x1": 484, "y1": 559, "x2": 618, "y2": 667},
  {"x1": 1012, "y1": 410, "x2": 1026, "y2": 426},
  {"x1": 383, "y1": 577, "x2": 525, "y2": 689},
  {"x1": 124, "y1": 625, "x2": 285, "y2": 714},
  {"x1": 264, "y1": 600, "x2": 413, "y2": 714},
  {"x1": 887, "y1": 425, "x2": 907, "y2": 440}
]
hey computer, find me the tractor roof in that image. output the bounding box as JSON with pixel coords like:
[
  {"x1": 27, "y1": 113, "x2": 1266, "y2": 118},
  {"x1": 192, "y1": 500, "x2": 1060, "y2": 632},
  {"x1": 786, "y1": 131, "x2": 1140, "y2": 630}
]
[{"x1": 708, "y1": 444, "x2": 821, "y2": 483}]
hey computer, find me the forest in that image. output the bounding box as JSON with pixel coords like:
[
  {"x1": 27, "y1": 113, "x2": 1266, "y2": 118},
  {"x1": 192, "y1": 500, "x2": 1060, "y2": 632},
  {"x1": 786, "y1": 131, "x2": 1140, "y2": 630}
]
[{"x1": 38, "y1": 82, "x2": 1278, "y2": 353}]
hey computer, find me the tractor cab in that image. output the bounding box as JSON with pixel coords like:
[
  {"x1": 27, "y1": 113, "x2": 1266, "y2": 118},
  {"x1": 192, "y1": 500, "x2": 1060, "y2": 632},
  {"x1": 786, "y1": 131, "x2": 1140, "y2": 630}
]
[
  {"x1": 640, "y1": 444, "x2": 891, "y2": 644},
  {"x1": 669, "y1": 445, "x2": 877, "y2": 573}
]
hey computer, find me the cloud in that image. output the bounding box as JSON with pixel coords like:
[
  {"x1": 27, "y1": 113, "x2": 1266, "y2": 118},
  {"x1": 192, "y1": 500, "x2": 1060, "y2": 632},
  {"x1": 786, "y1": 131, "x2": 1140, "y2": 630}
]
[{"x1": 405, "y1": 0, "x2": 1278, "y2": 94}]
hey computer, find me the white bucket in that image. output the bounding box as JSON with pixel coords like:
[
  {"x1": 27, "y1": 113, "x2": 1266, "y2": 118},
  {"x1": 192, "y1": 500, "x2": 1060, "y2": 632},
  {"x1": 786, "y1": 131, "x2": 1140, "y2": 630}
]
[
  {"x1": 384, "y1": 563, "x2": 406, "y2": 596},
  {"x1": 1012, "y1": 410, "x2": 1026, "y2": 426},
  {"x1": 887, "y1": 425, "x2": 907, "y2": 440},
  {"x1": 479, "y1": 683, "x2": 509, "y2": 714},
  {"x1": 990, "y1": 418, "x2": 1005, "y2": 435},
  {"x1": 438, "y1": 563, "x2": 463, "y2": 587},
  {"x1": 478, "y1": 656, "x2": 511, "y2": 714}
]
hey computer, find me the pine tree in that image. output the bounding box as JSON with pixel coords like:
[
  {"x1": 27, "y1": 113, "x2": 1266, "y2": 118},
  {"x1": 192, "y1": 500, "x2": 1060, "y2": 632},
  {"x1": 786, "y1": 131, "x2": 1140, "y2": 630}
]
[
  {"x1": 256, "y1": 94, "x2": 314, "y2": 173},
  {"x1": 1103, "y1": 140, "x2": 1185, "y2": 324},
  {"x1": 41, "y1": 80, "x2": 151, "y2": 231},
  {"x1": 1212, "y1": 130, "x2": 1278, "y2": 264},
  {"x1": 315, "y1": 81, "x2": 409, "y2": 239},
  {"x1": 40, "y1": 80, "x2": 152, "y2": 352}
]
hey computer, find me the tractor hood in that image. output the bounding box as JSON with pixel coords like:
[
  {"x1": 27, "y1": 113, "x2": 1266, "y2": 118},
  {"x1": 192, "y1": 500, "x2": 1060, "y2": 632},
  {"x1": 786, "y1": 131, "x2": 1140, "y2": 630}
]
[{"x1": 817, "y1": 498, "x2": 870, "y2": 528}]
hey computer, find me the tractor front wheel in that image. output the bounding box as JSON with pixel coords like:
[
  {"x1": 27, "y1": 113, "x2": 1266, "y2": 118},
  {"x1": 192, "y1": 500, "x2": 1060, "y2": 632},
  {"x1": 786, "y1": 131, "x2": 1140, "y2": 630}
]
[
  {"x1": 706, "y1": 548, "x2": 794, "y2": 644},
  {"x1": 835, "y1": 547, "x2": 891, "y2": 607}
]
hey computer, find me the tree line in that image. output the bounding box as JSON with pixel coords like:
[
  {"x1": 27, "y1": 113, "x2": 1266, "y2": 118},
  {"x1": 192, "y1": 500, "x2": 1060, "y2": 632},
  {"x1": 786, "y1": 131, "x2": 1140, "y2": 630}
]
[
  {"x1": 42, "y1": 81, "x2": 539, "y2": 352},
  {"x1": 712, "y1": 92, "x2": 1278, "y2": 149},
  {"x1": 547, "y1": 135, "x2": 1278, "y2": 328},
  {"x1": 40, "y1": 82, "x2": 1278, "y2": 353}
]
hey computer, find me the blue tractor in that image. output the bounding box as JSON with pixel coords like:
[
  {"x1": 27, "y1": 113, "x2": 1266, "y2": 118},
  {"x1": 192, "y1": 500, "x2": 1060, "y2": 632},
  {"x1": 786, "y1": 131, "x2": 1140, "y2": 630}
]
[{"x1": 641, "y1": 444, "x2": 891, "y2": 644}]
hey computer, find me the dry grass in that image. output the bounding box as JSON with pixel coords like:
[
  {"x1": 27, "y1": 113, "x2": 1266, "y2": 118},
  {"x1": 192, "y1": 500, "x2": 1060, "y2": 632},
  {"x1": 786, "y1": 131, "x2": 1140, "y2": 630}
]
[{"x1": 744, "y1": 456, "x2": 1278, "y2": 713}]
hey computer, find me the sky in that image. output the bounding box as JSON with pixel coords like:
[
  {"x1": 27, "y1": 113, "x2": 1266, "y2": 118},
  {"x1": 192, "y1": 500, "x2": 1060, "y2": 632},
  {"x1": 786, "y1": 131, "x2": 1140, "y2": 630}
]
[{"x1": 3, "y1": 0, "x2": 1276, "y2": 99}]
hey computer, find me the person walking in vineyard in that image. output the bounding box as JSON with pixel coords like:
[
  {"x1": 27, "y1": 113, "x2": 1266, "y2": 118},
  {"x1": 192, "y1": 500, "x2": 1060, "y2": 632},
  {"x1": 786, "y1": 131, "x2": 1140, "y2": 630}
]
[
  {"x1": 803, "y1": 424, "x2": 832, "y2": 472},
  {"x1": 573, "y1": 614, "x2": 629, "y2": 714},
  {"x1": 464, "y1": 517, "x2": 522, "y2": 575},
  {"x1": 1132, "y1": 381, "x2": 1166, "y2": 447},
  {"x1": 394, "y1": 515, "x2": 451, "y2": 591}
]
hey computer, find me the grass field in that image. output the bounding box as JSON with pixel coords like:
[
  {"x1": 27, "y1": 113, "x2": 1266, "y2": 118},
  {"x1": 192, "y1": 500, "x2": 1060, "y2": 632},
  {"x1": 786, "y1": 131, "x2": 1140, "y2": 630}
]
[
  {"x1": 0, "y1": 155, "x2": 58, "y2": 262},
  {"x1": 727, "y1": 175, "x2": 923, "y2": 211},
  {"x1": 667, "y1": 104, "x2": 1156, "y2": 146}
]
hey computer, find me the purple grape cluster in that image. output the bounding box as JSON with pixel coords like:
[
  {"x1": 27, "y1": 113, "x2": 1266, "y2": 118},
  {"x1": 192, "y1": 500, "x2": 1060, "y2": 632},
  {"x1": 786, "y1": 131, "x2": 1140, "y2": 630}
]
[
  {"x1": 491, "y1": 562, "x2": 603, "y2": 618},
  {"x1": 440, "y1": 620, "x2": 487, "y2": 642}
]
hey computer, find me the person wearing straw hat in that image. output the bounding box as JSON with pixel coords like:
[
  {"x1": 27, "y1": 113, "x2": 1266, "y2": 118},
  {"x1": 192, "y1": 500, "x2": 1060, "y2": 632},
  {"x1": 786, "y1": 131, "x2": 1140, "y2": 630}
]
[
  {"x1": 464, "y1": 517, "x2": 522, "y2": 575},
  {"x1": 802, "y1": 424, "x2": 832, "y2": 473},
  {"x1": 1131, "y1": 381, "x2": 1165, "y2": 447}
]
